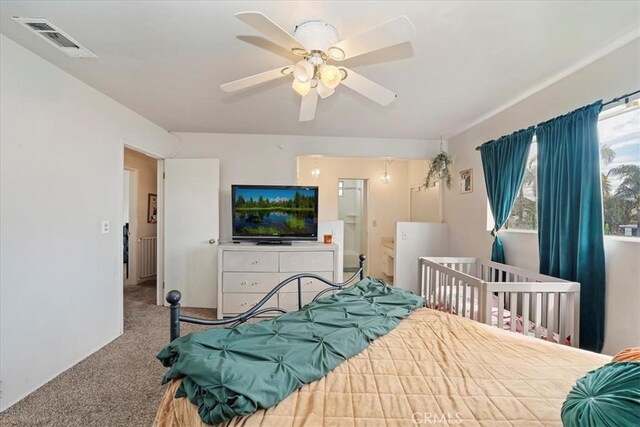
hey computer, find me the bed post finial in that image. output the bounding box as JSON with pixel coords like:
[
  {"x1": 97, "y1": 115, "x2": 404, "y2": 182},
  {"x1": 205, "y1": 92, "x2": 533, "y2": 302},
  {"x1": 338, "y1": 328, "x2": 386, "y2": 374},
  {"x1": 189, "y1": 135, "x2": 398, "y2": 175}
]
[
  {"x1": 359, "y1": 254, "x2": 367, "y2": 280},
  {"x1": 166, "y1": 290, "x2": 182, "y2": 342}
]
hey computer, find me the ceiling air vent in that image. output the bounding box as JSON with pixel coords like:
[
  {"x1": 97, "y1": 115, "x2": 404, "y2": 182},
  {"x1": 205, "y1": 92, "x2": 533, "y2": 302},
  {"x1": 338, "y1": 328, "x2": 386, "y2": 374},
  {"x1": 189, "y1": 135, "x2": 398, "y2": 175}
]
[{"x1": 11, "y1": 17, "x2": 96, "y2": 58}]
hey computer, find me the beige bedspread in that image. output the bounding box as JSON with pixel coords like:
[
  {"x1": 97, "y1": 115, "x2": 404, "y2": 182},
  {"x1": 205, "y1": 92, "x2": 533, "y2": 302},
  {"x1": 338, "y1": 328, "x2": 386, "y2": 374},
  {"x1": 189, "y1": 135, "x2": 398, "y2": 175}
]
[{"x1": 154, "y1": 308, "x2": 609, "y2": 426}]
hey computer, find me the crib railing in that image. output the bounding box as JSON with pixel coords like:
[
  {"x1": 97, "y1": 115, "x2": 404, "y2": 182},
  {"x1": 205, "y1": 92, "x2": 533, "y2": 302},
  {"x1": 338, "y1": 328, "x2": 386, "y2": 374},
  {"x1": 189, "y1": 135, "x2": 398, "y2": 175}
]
[{"x1": 419, "y1": 257, "x2": 580, "y2": 347}]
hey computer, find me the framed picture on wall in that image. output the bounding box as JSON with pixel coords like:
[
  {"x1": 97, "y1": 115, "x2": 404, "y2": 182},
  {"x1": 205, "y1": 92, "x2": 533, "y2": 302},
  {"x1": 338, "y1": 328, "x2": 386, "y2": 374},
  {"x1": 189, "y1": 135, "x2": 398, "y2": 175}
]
[
  {"x1": 147, "y1": 193, "x2": 157, "y2": 223},
  {"x1": 459, "y1": 169, "x2": 473, "y2": 194}
]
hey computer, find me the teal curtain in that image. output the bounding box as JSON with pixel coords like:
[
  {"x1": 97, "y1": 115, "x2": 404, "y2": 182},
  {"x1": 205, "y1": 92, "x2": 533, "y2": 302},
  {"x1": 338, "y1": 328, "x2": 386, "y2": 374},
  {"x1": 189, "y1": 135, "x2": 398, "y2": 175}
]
[
  {"x1": 536, "y1": 101, "x2": 605, "y2": 352},
  {"x1": 480, "y1": 127, "x2": 535, "y2": 263}
]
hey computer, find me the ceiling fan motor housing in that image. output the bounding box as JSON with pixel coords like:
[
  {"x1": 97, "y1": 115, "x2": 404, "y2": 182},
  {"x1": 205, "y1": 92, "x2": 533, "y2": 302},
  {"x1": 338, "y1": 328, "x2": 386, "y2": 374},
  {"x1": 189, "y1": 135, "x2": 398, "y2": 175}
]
[{"x1": 293, "y1": 20, "x2": 339, "y2": 54}]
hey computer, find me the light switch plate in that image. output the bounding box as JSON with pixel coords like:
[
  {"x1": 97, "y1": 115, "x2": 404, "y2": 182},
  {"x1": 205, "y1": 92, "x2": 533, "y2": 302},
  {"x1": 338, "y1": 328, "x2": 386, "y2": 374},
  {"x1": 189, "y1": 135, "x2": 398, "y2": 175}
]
[{"x1": 101, "y1": 221, "x2": 110, "y2": 234}]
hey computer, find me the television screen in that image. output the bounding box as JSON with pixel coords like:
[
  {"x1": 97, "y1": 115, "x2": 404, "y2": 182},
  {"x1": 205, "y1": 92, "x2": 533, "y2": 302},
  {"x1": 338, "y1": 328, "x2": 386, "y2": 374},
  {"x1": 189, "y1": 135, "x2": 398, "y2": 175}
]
[{"x1": 232, "y1": 185, "x2": 318, "y2": 241}]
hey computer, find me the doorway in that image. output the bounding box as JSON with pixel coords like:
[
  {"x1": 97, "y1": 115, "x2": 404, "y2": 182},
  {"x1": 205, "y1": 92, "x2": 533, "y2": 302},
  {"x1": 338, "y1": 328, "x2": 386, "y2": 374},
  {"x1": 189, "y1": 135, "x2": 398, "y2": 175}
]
[
  {"x1": 123, "y1": 147, "x2": 159, "y2": 292},
  {"x1": 338, "y1": 179, "x2": 368, "y2": 277}
]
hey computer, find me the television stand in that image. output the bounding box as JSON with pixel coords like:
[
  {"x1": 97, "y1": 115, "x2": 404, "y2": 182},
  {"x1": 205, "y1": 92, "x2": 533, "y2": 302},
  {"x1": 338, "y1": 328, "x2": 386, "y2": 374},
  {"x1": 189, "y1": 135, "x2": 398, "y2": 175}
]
[
  {"x1": 217, "y1": 242, "x2": 339, "y2": 319},
  {"x1": 256, "y1": 240, "x2": 292, "y2": 246}
]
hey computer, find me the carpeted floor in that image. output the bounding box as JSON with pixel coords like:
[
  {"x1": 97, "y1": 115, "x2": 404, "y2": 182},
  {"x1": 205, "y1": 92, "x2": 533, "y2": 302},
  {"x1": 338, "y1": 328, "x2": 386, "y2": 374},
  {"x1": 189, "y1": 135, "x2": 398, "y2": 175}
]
[{"x1": 0, "y1": 281, "x2": 215, "y2": 427}]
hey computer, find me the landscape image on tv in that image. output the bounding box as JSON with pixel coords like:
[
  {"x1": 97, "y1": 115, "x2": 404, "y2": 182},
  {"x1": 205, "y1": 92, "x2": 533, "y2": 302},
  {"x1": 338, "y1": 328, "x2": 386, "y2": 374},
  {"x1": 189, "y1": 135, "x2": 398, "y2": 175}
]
[{"x1": 233, "y1": 187, "x2": 317, "y2": 237}]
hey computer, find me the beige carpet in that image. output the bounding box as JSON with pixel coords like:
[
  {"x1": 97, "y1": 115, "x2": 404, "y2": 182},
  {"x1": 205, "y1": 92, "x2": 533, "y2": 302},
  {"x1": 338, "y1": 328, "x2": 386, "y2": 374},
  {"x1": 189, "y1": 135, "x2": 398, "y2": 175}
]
[{"x1": 0, "y1": 281, "x2": 215, "y2": 427}]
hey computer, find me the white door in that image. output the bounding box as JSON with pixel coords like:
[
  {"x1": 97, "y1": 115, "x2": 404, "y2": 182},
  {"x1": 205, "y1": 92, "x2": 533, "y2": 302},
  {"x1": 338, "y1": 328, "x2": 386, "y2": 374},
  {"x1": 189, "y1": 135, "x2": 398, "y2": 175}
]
[{"x1": 164, "y1": 159, "x2": 219, "y2": 308}]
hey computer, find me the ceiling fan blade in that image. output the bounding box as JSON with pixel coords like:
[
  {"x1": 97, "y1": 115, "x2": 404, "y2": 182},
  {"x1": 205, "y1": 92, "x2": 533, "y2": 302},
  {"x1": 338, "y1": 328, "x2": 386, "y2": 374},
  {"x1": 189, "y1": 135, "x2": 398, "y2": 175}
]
[
  {"x1": 235, "y1": 11, "x2": 306, "y2": 53},
  {"x1": 340, "y1": 68, "x2": 397, "y2": 106},
  {"x1": 330, "y1": 16, "x2": 415, "y2": 61},
  {"x1": 220, "y1": 66, "x2": 291, "y2": 93},
  {"x1": 299, "y1": 89, "x2": 318, "y2": 122}
]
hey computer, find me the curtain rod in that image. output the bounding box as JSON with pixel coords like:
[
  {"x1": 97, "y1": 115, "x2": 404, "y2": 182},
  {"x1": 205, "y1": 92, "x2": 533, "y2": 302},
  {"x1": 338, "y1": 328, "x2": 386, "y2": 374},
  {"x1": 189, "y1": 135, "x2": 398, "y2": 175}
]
[{"x1": 474, "y1": 89, "x2": 640, "y2": 151}]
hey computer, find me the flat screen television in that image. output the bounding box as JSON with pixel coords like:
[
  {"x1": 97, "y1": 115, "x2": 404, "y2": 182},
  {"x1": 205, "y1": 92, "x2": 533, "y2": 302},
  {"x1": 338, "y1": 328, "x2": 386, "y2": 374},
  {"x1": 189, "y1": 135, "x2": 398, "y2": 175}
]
[{"x1": 232, "y1": 185, "x2": 319, "y2": 243}]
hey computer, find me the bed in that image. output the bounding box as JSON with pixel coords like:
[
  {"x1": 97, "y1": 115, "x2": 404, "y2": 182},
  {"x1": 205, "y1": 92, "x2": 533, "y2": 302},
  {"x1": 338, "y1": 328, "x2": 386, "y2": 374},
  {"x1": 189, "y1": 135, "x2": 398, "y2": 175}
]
[{"x1": 154, "y1": 256, "x2": 608, "y2": 426}]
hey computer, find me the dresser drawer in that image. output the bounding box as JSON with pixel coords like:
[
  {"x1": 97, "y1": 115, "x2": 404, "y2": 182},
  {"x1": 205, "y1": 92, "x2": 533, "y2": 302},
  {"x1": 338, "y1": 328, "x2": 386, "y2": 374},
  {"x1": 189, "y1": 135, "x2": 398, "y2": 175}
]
[
  {"x1": 278, "y1": 291, "x2": 320, "y2": 312},
  {"x1": 278, "y1": 271, "x2": 334, "y2": 292},
  {"x1": 223, "y1": 251, "x2": 278, "y2": 272},
  {"x1": 223, "y1": 293, "x2": 278, "y2": 315},
  {"x1": 223, "y1": 272, "x2": 280, "y2": 293},
  {"x1": 279, "y1": 251, "x2": 334, "y2": 272}
]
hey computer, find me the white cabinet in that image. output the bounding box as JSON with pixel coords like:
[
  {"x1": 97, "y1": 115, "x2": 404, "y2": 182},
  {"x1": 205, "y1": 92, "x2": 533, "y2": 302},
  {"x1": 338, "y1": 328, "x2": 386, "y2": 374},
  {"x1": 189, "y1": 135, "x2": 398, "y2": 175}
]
[{"x1": 217, "y1": 242, "x2": 338, "y2": 319}]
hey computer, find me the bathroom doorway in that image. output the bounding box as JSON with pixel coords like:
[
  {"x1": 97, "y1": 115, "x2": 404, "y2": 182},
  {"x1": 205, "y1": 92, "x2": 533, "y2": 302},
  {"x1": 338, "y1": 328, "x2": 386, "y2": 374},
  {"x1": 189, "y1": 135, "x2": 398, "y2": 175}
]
[{"x1": 338, "y1": 179, "x2": 368, "y2": 277}]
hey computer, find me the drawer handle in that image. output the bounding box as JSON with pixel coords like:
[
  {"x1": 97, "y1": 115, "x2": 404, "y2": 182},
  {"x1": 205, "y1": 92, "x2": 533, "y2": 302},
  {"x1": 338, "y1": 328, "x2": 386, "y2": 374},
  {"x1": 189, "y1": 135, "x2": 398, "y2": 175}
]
[
  {"x1": 305, "y1": 280, "x2": 313, "y2": 285},
  {"x1": 251, "y1": 260, "x2": 259, "y2": 264},
  {"x1": 251, "y1": 281, "x2": 258, "y2": 286},
  {"x1": 241, "y1": 281, "x2": 247, "y2": 286}
]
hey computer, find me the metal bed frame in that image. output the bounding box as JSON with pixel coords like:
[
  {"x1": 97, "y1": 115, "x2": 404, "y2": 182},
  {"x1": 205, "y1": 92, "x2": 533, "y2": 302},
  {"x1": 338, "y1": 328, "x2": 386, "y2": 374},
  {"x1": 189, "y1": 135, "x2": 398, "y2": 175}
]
[{"x1": 166, "y1": 254, "x2": 366, "y2": 342}]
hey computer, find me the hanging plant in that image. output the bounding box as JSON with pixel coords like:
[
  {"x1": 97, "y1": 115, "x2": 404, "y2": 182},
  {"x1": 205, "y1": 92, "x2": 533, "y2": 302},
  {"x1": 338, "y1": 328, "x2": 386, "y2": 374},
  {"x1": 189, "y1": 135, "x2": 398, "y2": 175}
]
[{"x1": 425, "y1": 152, "x2": 453, "y2": 188}]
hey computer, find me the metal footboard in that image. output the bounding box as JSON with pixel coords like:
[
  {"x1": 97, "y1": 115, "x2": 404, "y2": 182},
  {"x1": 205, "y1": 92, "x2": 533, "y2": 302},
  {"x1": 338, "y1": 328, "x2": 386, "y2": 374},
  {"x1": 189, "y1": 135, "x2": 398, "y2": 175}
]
[{"x1": 167, "y1": 254, "x2": 366, "y2": 342}]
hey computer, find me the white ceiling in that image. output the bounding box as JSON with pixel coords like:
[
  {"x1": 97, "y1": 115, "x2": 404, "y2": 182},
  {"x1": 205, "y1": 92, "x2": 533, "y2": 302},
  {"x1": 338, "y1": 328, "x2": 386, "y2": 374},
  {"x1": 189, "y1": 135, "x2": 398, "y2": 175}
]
[{"x1": 1, "y1": 1, "x2": 638, "y2": 139}]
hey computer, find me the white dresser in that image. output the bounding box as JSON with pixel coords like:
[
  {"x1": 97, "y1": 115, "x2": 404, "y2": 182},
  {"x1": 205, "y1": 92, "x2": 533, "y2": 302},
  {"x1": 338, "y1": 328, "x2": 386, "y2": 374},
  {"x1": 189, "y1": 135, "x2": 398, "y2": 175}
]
[{"x1": 217, "y1": 242, "x2": 339, "y2": 319}]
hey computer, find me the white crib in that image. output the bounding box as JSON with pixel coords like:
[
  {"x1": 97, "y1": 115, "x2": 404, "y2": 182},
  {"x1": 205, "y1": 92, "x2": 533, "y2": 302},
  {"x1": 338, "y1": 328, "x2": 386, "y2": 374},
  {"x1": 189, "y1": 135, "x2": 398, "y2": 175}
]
[{"x1": 419, "y1": 257, "x2": 580, "y2": 347}]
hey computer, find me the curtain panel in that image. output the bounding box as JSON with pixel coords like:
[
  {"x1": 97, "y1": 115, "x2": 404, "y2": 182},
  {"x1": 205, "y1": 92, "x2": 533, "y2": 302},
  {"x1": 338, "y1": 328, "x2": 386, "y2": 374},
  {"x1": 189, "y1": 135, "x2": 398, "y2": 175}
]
[
  {"x1": 536, "y1": 101, "x2": 606, "y2": 352},
  {"x1": 480, "y1": 127, "x2": 535, "y2": 263}
]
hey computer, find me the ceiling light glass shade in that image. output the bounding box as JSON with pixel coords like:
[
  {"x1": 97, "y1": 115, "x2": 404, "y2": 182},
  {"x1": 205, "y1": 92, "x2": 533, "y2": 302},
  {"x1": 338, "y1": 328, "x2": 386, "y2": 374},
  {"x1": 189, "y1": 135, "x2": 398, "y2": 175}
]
[
  {"x1": 311, "y1": 168, "x2": 320, "y2": 179},
  {"x1": 316, "y1": 80, "x2": 335, "y2": 99},
  {"x1": 293, "y1": 60, "x2": 314, "y2": 83},
  {"x1": 381, "y1": 172, "x2": 391, "y2": 184},
  {"x1": 292, "y1": 79, "x2": 311, "y2": 96},
  {"x1": 320, "y1": 64, "x2": 341, "y2": 89}
]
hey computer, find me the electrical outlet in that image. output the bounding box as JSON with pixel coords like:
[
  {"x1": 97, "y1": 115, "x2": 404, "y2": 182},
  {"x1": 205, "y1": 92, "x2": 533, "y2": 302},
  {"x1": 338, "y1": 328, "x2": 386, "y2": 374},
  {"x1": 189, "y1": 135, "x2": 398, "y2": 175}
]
[
  {"x1": 101, "y1": 221, "x2": 110, "y2": 234},
  {"x1": 372, "y1": 220, "x2": 377, "y2": 227}
]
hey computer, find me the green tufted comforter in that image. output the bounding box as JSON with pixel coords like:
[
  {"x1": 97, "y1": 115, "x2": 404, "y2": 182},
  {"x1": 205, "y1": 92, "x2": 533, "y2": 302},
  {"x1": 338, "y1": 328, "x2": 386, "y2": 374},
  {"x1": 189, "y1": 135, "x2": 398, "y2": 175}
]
[{"x1": 157, "y1": 278, "x2": 424, "y2": 425}]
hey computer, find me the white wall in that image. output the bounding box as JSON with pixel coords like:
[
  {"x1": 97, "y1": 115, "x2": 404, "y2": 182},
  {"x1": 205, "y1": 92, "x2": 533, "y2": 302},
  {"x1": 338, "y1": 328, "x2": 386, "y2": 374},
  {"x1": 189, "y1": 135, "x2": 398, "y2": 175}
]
[
  {"x1": 173, "y1": 133, "x2": 442, "y2": 243},
  {"x1": 394, "y1": 222, "x2": 449, "y2": 295},
  {"x1": 444, "y1": 38, "x2": 640, "y2": 355},
  {"x1": 0, "y1": 35, "x2": 179, "y2": 411},
  {"x1": 123, "y1": 170, "x2": 131, "y2": 224},
  {"x1": 408, "y1": 159, "x2": 441, "y2": 222}
]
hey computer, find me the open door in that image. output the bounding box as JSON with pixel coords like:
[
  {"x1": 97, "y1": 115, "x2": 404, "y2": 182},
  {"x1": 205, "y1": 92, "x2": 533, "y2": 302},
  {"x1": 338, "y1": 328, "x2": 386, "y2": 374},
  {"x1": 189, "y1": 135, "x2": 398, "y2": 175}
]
[{"x1": 163, "y1": 159, "x2": 219, "y2": 308}]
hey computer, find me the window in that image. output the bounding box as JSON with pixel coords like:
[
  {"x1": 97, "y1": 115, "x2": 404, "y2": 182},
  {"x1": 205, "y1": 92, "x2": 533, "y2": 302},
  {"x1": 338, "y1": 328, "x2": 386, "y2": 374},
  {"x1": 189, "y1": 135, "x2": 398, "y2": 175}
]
[
  {"x1": 507, "y1": 99, "x2": 640, "y2": 237},
  {"x1": 600, "y1": 101, "x2": 640, "y2": 237},
  {"x1": 338, "y1": 180, "x2": 344, "y2": 197},
  {"x1": 507, "y1": 140, "x2": 538, "y2": 230}
]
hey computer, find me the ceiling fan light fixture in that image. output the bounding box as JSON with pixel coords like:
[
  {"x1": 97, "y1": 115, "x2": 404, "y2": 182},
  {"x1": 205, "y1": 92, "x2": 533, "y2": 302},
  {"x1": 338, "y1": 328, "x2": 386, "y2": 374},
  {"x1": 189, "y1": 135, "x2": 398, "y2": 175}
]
[
  {"x1": 292, "y1": 79, "x2": 311, "y2": 96},
  {"x1": 224, "y1": 12, "x2": 416, "y2": 121},
  {"x1": 320, "y1": 64, "x2": 341, "y2": 89},
  {"x1": 293, "y1": 60, "x2": 314, "y2": 83},
  {"x1": 316, "y1": 80, "x2": 335, "y2": 99}
]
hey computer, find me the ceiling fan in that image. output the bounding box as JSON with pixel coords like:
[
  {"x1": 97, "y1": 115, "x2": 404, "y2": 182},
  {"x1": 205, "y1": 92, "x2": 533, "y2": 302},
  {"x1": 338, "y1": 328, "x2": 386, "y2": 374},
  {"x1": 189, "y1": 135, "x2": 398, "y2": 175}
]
[{"x1": 220, "y1": 12, "x2": 416, "y2": 121}]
